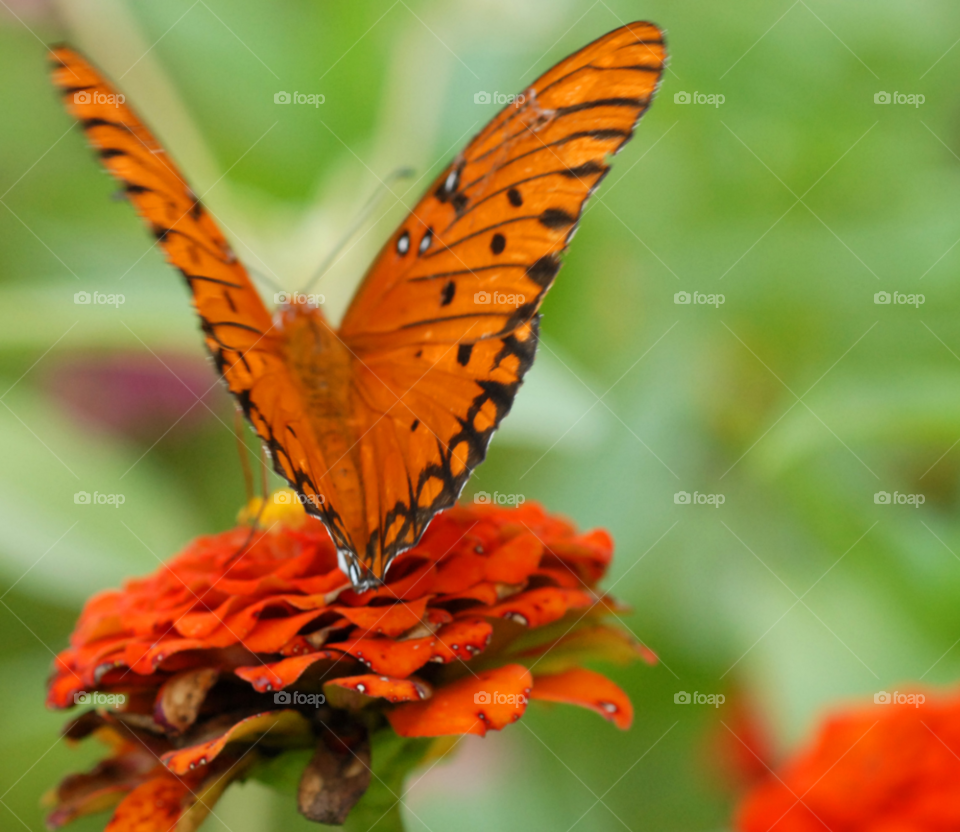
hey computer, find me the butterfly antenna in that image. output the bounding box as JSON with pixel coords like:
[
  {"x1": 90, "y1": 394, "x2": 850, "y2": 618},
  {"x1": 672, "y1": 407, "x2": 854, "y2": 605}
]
[
  {"x1": 300, "y1": 167, "x2": 415, "y2": 294},
  {"x1": 234, "y1": 409, "x2": 254, "y2": 503}
]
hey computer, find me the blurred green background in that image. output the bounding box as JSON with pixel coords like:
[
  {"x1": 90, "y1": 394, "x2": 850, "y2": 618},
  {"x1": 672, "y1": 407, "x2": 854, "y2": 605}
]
[{"x1": 2, "y1": 0, "x2": 959, "y2": 829}]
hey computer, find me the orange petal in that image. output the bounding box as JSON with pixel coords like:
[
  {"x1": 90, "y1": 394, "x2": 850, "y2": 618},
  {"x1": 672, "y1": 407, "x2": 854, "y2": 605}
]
[
  {"x1": 431, "y1": 619, "x2": 493, "y2": 662},
  {"x1": 331, "y1": 596, "x2": 429, "y2": 636},
  {"x1": 325, "y1": 674, "x2": 432, "y2": 703},
  {"x1": 530, "y1": 668, "x2": 633, "y2": 730},
  {"x1": 234, "y1": 651, "x2": 341, "y2": 693},
  {"x1": 480, "y1": 587, "x2": 594, "y2": 628},
  {"x1": 483, "y1": 533, "x2": 543, "y2": 584},
  {"x1": 103, "y1": 774, "x2": 191, "y2": 832},
  {"x1": 161, "y1": 710, "x2": 311, "y2": 775},
  {"x1": 329, "y1": 636, "x2": 435, "y2": 677},
  {"x1": 388, "y1": 664, "x2": 532, "y2": 737},
  {"x1": 240, "y1": 609, "x2": 329, "y2": 653}
]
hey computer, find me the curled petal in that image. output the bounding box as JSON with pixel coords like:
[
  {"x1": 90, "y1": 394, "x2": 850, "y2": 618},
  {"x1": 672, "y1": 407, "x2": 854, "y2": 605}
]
[
  {"x1": 514, "y1": 625, "x2": 655, "y2": 674},
  {"x1": 329, "y1": 636, "x2": 435, "y2": 677},
  {"x1": 431, "y1": 619, "x2": 494, "y2": 662},
  {"x1": 480, "y1": 587, "x2": 594, "y2": 628},
  {"x1": 103, "y1": 774, "x2": 192, "y2": 832},
  {"x1": 530, "y1": 668, "x2": 633, "y2": 730},
  {"x1": 161, "y1": 710, "x2": 312, "y2": 775},
  {"x1": 234, "y1": 651, "x2": 342, "y2": 693},
  {"x1": 154, "y1": 668, "x2": 219, "y2": 734},
  {"x1": 331, "y1": 597, "x2": 429, "y2": 637},
  {"x1": 324, "y1": 674, "x2": 432, "y2": 704},
  {"x1": 483, "y1": 533, "x2": 543, "y2": 584},
  {"x1": 388, "y1": 664, "x2": 532, "y2": 737}
]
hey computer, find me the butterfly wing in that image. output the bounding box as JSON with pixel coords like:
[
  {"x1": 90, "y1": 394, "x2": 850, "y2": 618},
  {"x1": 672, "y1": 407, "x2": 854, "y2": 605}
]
[
  {"x1": 334, "y1": 22, "x2": 666, "y2": 578},
  {"x1": 50, "y1": 21, "x2": 667, "y2": 589},
  {"x1": 49, "y1": 47, "x2": 359, "y2": 557}
]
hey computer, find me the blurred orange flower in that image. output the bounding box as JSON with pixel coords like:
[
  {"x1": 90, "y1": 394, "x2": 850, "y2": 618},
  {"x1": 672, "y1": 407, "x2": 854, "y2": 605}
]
[
  {"x1": 47, "y1": 495, "x2": 653, "y2": 830},
  {"x1": 736, "y1": 688, "x2": 960, "y2": 831}
]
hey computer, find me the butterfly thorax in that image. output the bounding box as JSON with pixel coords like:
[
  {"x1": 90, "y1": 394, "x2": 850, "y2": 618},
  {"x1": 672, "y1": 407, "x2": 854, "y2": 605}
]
[
  {"x1": 279, "y1": 303, "x2": 367, "y2": 554},
  {"x1": 279, "y1": 304, "x2": 353, "y2": 420}
]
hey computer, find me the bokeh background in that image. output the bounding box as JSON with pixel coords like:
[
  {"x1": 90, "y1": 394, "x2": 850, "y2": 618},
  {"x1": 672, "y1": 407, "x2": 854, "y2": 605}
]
[{"x1": 1, "y1": 0, "x2": 959, "y2": 829}]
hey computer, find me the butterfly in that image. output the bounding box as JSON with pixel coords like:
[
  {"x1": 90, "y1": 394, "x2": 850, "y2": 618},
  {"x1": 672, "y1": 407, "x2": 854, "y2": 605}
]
[{"x1": 50, "y1": 22, "x2": 666, "y2": 589}]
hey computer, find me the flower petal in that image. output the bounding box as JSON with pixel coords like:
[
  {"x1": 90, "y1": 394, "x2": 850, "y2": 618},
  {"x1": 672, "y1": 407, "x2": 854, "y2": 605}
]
[
  {"x1": 331, "y1": 597, "x2": 429, "y2": 637},
  {"x1": 530, "y1": 668, "x2": 633, "y2": 729},
  {"x1": 325, "y1": 674, "x2": 432, "y2": 704},
  {"x1": 479, "y1": 587, "x2": 594, "y2": 628},
  {"x1": 483, "y1": 533, "x2": 543, "y2": 584},
  {"x1": 298, "y1": 724, "x2": 371, "y2": 824},
  {"x1": 388, "y1": 664, "x2": 532, "y2": 737},
  {"x1": 103, "y1": 774, "x2": 191, "y2": 832},
  {"x1": 431, "y1": 619, "x2": 494, "y2": 662},
  {"x1": 154, "y1": 668, "x2": 219, "y2": 734},
  {"x1": 329, "y1": 636, "x2": 435, "y2": 677},
  {"x1": 234, "y1": 651, "x2": 342, "y2": 693},
  {"x1": 514, "y1": 625, "x2": 655, "y2": 674},
  {"x1": 161, "y1": 710, "x2": 312, "y2": 775}
]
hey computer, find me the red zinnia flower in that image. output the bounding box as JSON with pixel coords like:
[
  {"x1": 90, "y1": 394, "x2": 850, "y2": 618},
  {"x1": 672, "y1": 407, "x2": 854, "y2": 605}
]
[
  {"x1": 736, "y1": 687, "x2": 960, "y2": 831},
  {"x1": 47, "y1": 495, "x2": 653, "y2": 830}
]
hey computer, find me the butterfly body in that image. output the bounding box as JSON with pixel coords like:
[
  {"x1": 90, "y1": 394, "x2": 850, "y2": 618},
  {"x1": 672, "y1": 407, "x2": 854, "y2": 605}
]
[{"x1": 50, "y1": 22, "x2": 667, "y2": 589}]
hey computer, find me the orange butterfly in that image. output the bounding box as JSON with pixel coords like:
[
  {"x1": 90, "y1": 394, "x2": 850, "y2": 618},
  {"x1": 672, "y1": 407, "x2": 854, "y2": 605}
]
[{"x1": 50, "y1": 23, "x2": 666, "y2": 589}]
